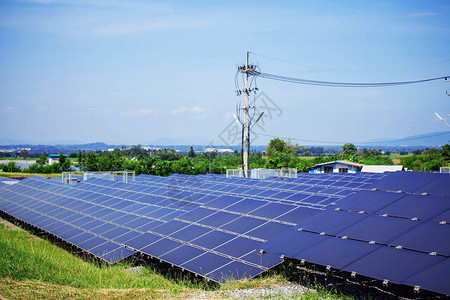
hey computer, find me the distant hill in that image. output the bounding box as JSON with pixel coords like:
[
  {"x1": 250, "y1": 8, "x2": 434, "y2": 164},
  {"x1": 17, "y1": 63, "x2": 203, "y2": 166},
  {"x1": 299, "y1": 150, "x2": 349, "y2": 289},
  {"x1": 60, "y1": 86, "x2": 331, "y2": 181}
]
[
  {"x1": 0, "y1": 131, "x2": 448, "y2": 155},
  {"x1": 364, "y1": 131, "x2": 450, "y2": 147}
]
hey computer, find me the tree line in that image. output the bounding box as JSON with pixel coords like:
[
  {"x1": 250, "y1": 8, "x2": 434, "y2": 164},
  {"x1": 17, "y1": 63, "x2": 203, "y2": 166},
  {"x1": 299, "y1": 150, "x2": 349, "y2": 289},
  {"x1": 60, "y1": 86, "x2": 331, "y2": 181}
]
[{"x1": 1, "y1": 142, "x2": 449, "y2": 176}]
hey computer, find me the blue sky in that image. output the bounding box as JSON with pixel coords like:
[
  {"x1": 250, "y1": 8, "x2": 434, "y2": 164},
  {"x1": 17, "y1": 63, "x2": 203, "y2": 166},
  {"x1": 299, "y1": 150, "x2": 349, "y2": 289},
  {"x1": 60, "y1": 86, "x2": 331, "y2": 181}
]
[{"x1": 0, "y1": 0, "x2": 449, "y2": 146}]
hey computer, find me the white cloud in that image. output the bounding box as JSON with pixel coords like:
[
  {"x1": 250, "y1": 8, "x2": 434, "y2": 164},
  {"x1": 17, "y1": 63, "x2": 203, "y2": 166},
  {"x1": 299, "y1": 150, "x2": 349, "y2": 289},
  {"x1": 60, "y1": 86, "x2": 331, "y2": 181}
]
[
  {"x1": 120, "y1": 108, "x2": 155, "y2": 117},
  {"x1": 1, "y1": 107, "x2": 15, "y2": 113},
  {"x1": 171, "y1": 106, "x2": 213, "y2": 119},
  {"x1": 404, "y1": 12, "x2": 438, "y2": 18}
]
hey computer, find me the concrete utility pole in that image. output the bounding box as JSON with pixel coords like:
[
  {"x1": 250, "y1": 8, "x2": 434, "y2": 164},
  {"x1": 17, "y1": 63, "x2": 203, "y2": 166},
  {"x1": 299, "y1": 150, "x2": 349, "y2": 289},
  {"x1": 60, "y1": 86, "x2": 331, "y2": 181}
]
[
  {"x1": 236, "y1": 52, "x2": 260, "y2": 177},
  {"x1": 243, "y1": 52, "x2": 250, "y2": 177}
]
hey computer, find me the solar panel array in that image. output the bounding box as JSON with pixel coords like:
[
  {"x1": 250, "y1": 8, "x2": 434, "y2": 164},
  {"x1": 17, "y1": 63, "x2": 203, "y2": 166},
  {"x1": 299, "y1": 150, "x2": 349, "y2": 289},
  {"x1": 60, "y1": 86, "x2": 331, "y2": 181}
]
[
  {"x1": 0, "y1": 176, "x2": 19, "y2": 185},
  {"x1": 262, "y1": 171, "x2": 450, "y2": 295},
  {"x1": 0, "y1": 171, "x2": 448, "y2": 295}
]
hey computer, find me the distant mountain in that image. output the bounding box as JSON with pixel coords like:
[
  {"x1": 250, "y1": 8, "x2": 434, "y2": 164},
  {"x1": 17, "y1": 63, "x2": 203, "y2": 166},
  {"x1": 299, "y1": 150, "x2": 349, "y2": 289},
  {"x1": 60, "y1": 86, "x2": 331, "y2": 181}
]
[
  {"x1": 0, "y1": 137, "x2": 29, "y2": 145},
  {"x1": 364, "y1": 131, "x2": 450, "y2": 147}
]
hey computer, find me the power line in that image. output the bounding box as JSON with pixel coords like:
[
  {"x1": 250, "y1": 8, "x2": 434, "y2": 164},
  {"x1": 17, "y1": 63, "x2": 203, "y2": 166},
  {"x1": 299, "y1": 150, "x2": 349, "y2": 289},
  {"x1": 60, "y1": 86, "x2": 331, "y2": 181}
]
[
  {"x1": 253, "y1": 131, "x2": 450, "y2": 145},
  {"x1": 250, "y1": 51, "x2": 450, "y2": 72},
  {"x1": 257, "y1": 72, "x2": 448, "y2": 87}
]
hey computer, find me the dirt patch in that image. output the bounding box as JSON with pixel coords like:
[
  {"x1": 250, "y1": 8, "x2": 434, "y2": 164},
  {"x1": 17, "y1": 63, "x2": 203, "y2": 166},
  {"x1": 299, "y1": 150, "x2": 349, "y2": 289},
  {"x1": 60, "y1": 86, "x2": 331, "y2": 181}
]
[{"x1": 0, "y1": 219, "x2": 23, "y2": 231}]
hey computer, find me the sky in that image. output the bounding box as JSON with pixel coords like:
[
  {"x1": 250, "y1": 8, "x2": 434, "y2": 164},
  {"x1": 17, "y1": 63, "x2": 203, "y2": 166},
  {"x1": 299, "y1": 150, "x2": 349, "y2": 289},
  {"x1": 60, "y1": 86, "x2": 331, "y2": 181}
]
[{"x1": 0, "y1": 0, "x2": 449, "y2": 146}]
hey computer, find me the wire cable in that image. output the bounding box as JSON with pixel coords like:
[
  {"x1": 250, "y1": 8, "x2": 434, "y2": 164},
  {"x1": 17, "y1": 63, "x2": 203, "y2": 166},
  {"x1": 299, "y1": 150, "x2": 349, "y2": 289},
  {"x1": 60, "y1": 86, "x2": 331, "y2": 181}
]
[
  {"x1": 250, "y1": 51, "x2": 450, "y2": 72},
  {"x1": 258, "y1": 72, "x2": 448, "y2": 87}
]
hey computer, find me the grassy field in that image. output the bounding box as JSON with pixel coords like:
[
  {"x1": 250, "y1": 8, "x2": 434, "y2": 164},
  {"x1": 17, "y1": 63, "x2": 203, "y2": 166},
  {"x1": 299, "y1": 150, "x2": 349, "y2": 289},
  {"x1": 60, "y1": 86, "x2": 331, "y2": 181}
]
[
  {"x1": 0, "y1": 220, "x2": 352, "y2": 299},
  {"x1": 0, "y1": 172, "x2": 61, "y2": 178}
]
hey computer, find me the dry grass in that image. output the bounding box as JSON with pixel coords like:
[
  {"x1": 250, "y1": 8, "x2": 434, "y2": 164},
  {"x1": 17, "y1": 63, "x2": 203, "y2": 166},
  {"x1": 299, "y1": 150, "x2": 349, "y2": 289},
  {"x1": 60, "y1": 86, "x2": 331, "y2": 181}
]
[{"x1": 0, "y1": 172, "x2": 61, "y2": 178}]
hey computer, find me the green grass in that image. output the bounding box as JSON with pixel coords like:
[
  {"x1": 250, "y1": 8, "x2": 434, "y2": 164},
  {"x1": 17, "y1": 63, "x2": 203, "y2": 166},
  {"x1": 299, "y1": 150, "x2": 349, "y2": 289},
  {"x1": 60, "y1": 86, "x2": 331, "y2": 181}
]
[
  {"x1": 388, "y1": 153, "x2": 411, "y2": 159},
  {"x1": 0, "y1": 221, "x2": 352, "y2": 299},
  {"x1": 0, "y1": 222, "x2": 209, "y2": 299}
]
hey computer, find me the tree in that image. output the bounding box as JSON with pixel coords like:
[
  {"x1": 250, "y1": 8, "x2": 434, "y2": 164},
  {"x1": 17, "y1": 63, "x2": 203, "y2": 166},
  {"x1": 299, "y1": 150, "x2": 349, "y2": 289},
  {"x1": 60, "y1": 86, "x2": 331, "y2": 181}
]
[
  {"x1": 187, "y1": 146, "x2": 196, "y2": 158},
  {"x1": 60, "y1": 158, "x2": 71, "y2": 172},
  {"x1": 341, "y1": 143, "x2": 357, "y2": 159},
  {"x1": 266, "y1": 138, "x2": 301, "y2": 159},
  {"x1": 442, "y1": 144, "x2": 450, "y2": 163},
  {"x1": 37, "y1": 153, "x2": 48, "y2": 166},
  {"x1": 77, "y1": 151, "x2": 84, "y2": 169},
  {"x1": 21, "y1": 149, "x2": 28, "y2": 160},
  {"x1": 58, "y1": 153, "x2": 66, "y2": 166},
  {"x1": 84, "y1": 152, "x2": 99, "y2": 171}
]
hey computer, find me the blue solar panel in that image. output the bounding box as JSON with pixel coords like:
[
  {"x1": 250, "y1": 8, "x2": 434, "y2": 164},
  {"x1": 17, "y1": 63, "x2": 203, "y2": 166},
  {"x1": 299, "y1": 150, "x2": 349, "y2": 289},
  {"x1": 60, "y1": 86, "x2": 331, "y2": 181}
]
[
  {"x1": 192, "y1": 231, "x2": 237, "y2": 249},
  {"x1": 77, "y1": 236, "x2": 109, "y2": 251},
  {"x1": 335, "y1": 190, "x2": 405, "y2": 213},
  {"x1": 377, "y1": 194, "x2": 450, "y2": 220},
  {"x1": 125, "y1": 233, "x2": 160, "y2": 250},
  {"x1": 297, "y1": 209, "x2": 368, "y2": 235},
  {"x1": 101, "y1": 247, "x2": 135, "y2": 263},
  {"x1": 432, "y1": 209, "x2": 450, "y2": 223},
  {"x1": 199, "y1": 211, "x2": 240, "y2": 228},
  {"x1": 263, "y1": 229, "x2": 326, "y2": 257},
  {"x1": 403, "y1": 258, "x2": 450, "y2": 295},
  {"x1": 141, "y1": 238, "x2": 182, "y2": 257},
  {"x1": 181, "y1": 252, "x2": 232, "y2": 276},
  {"x1": 390, "y1": 222, "x2": 450, "y2": 256},
  {"x1": 218, "y1": 216, "x2": 264, "y2": 235},
  {"x1": 246, "y1": 222, "x2": 291, "y2": 240},
  {"x1": 159, "y1": 245, "x2": 205, "y2": 266},
  {"x1": 102, "y1": 226, "x2": 130, "y2": 239},
  {"x1": 170, "y1": 224, "x2": 212, "y2": 242},
  {"x1": 206, "y1": 261, "x2": 265, "y2": 283},
  {"x1": 302, "y1": 195, "x2": 328, "y2": 204},
  {"x1": 344, "y1": 246, "x2": 445, "y2": 284},
  {"x1": 1, "y1": 171, "x2": 448, "y2": 289},
  {"x1": 417, "y1": 175, "x2": 450, "y2": 196},
  {"x1": 225, "y1": 198, "x2": 267, "y2": 214},
  {"x1": 372, "y1": 172, "x2": 439, "y2": 193},
  {"x1": 205, "y1": 195, "x2": 244, "y2": 209},
  {"x1": 295, "y1": 236, "x2": 381, "y2": 269},
  {"x1": 113, "y1": 230, "x2": 141, "y2": 244},
  {"x1": 241, "y1": 250, "x2": 283, "y2": 268},
  {"x1": 339, "y1": 215, "x2": 422, "y2": 244},
  {"x1": 250, "y1": 203, "x2": 295, "y2": 219},
  {"x1": 215, "y1": 237, "x2": 261, "y2": 258},
  {"x1": 275, "y1": 206, "x2": 322, "y2": 225}
]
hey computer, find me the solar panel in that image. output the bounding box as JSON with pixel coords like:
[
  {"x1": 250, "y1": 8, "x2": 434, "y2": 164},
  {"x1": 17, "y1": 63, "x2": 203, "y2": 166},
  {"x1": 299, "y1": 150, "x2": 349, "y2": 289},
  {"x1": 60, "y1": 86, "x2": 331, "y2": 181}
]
[
  {"x1": 199, "y1": 211, "x2": 240, "y2": 227},
  {"x1": 432, "y1": 209, "x2": 450, "y2": 223},
  {"x1": 295, "y1": 236, "x2": 382, "y2": 269},
  {"x1": 141, "y1": 238, "x2": 183, "y2": 257},
  {"x1": 390, "y1": 222, "x2": 450, "y2": 256},
  {"x1": 180, "y1": 252, "x2": 234, "y2": 276},
  {"x1": 344, "y1": 246, "x2": 445, "y2": 284},
  {"x1": 220, "y1": 216, "x2": 266, "y2": 234},
  {"x1": 403, "y1": 258, "x2": 450, "y2": 295},
  {"x1": 338, "y1": 215, "x2": 422, "y2": 244},
  {"x1": 334, "y1": 190, "x2": 405, "y2": 213},
  {"x1": 0, "y1": 171, "x2": 448, "y2": 292},
  {"x1": 249, "y1": 203, "x2": 295, "y2": 219},
  {"x1": 275, "y1": 206, "x2": 322, "y2": 225},
  {"x1": 417, "y1": 175, "x2": 450, "y2": 196},
  {"x1": 246, "y1": 222, "x2": 292, "y2": 240},
  {"x1": 206, "y1": 261, "x2": 265, "y2": 283},
  {"x1": 297, "y1": 209, "x2": 368, "y2": 235},
  {"x1": 372, "y1": 172, "x2": 439, "y2": 193},
  {"x1": 262, "y1": 229, "x2": 327, "y2": 257},
  {"x1": 377, "y1": 194, "x2": 450, "y2": 220}
]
